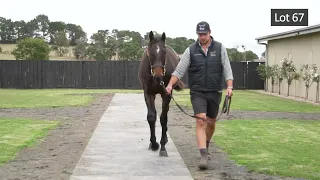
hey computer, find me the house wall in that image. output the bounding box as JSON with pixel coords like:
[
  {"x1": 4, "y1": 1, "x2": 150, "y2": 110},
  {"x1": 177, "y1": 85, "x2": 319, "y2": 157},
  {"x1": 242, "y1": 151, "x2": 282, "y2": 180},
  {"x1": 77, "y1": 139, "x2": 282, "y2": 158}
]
[{"x1": 266, "y1": 32, "x2": 320, "y2": 101}]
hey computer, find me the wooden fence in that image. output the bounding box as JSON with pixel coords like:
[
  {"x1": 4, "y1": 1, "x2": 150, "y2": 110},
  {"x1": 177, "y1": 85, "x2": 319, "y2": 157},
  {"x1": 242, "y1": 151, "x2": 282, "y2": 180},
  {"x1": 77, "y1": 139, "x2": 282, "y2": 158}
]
[{"x1": 0, "y1": 60, "x2": 264, "y2": 89}]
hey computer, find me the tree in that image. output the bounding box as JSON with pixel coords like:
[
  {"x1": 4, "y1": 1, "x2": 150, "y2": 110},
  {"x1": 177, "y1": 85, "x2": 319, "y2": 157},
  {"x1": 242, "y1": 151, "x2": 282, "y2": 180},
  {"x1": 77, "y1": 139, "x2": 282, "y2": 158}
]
[
  {"x1": 89, "y1": 30, "x2": 109, "y2": 60},
  {"x1": 105, "y1": 37, "x2": 119, "y2": 60},
  {"x1": 0, "y1": 17, "x2": 15, "y2": 43},
  {"x1": 48, "y1": 21, "x2": 66, "y2": 44},
  {"x1": 275, "y1": 64, "x2": 284, "y2": 95},
  {"x1": 31, "y1": 14, "x2": 50, "y2": 40},
  {"x1": 12, "y1": 38, "x2": 50, "y2": 60},
  {"x1": 280, "y1": 58, "x2": 300, "y2": 96},
  {"x1": 256, "y1": 63, "x2": 269, "y2": 91},
  {"x1": 85, "y1": 46, "x2": 96, "y2": 60},
  {"x1": 51, "y1": 31, "x2": 70, "y2": 57},
  {"x1": 14, "y1": 20, "x2": 29, "y2": 41},
  {"x1": 66, "y1": 23, "x2": 87, "y2": 46},
  {"x1": 73, "y1": 39, "x2": 87, "y2": 60},
  {"x1": 118, "y1": 41, "x2": 143, "y2": 60},
  {"x1": 1, "y1": 14, "x2": 263, "y2": 61},
  {"x1": 269, "y1": 65, "x2": 278, "y2": 93},
  {"x1": 312, "y1": 68, "x2": 320, "y2": 103},
  {"x1": 256, "y1": 63, "x2": 277, "y2": 92},
  {"x1": 226, "y1": 48, "x2": 243, "y2": 61},
  {"x1": 244, "y1": 50, "x2": 258, "y2": 61},
  {"x1": 300, "y1": 64, "x2": 317, "y2": 99}
]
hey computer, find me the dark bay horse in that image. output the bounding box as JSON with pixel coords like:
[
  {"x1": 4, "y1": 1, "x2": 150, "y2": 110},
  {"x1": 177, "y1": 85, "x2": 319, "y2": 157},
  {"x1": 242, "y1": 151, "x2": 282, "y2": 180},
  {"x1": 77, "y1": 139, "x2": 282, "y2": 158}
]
[{"x1": 138, "y1": 31, "x2": 184, "y2": 157}]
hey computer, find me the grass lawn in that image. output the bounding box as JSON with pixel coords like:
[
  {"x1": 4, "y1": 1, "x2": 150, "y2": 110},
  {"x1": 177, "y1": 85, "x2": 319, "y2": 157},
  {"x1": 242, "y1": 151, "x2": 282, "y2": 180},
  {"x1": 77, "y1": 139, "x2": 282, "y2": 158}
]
[
  {"x1": 214, "y1": 119, "x2": 320, "y2": 180},
  {"x1": 0, "y1": 89, "x2": 143, "y2": 108},
  {"x1": 0, "y1": 118, "x2": 59, "y2": 166},
  {"x1": 172, "y1": 89, "x2": 320, "y2": 113}
]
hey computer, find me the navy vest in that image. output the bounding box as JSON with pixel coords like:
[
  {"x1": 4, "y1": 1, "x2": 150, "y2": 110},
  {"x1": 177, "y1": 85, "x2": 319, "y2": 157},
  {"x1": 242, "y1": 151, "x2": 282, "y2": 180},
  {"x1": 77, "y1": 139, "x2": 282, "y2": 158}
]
[{"x1": 188, "y1": 38, "x2": 223, "y2": 91}]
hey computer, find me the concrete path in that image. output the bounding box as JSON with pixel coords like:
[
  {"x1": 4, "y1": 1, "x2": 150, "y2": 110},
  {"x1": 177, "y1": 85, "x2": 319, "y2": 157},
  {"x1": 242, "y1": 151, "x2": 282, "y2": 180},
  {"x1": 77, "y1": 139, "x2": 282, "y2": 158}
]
[{"x1": 70, "y1": 93, "x2": 193, "y2": 180}]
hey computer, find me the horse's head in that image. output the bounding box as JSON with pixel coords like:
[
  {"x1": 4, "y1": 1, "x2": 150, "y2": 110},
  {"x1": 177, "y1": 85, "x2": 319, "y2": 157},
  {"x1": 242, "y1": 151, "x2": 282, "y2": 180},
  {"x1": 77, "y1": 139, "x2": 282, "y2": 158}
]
[{"x1": 146, "y1": 31, "x2": 167, "y2": 82}]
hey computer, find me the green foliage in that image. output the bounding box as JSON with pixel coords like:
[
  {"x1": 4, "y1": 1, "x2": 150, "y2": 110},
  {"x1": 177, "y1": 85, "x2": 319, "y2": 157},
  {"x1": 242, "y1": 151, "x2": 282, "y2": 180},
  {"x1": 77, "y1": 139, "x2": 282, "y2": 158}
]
[
  {"x1": 256, "y1": 63, "x2": 278, "y2": 92},
  {"x1": 256, "y1": 64, "x2": 277, "y2": 81},
  {"x1": 274, "y1": 64, "x2": 284, "y2": 95},
  {"x1": 312, "y1": 68, "x2": 319, "y2": 83},
  {"x1": 0, "y1": 15, "x2": 86, "y2": 45},
  {"x1": 226, "y1": 48, "x2": 259, "y2": 62},
  {"x1": 300, "y1": 64, "x2": 318, "y2": 99},
  {"x1": 256, "y1": 64, "x2": 268, "y2": 80},
  {"x1": 227, "y1": 48, "x2": 243, "y2": 61},
  {"x1": 85, "y1": 46, "x2": 96, "y2": 60},
  {"x1": 51, "y1": 31, "x2": 70, "y2": 57},
  {"x1": 279, "y1": 58, "x2": 300, "y2": 96},
  {"x1": 73, "y1": 39, "x2": 87, "y2": 60},
  {"x1": 269, "y1": 65, "x2": 278, "y2": 84},
  {"x1": 244, "y1": 50, "x2": 259, "y2": 61},
  {"x1": 165, "y1": 37, "x2": 194, "y2": 54},
  {"x1": 300, "y1": 64, "x2": 317, "y2": 88},
  {"x1": 0, "y1": 14, "x2": 260, "y2": 61},
  {"x1": 118, "y1": 41, "x2": 143, "y2": 60},
  {"x1": 274, "y1": 64, "x2": 283, "y2": 82},
  {"x1": 280, "y1": 58, "x2": 300, "y2": 85},
  {"x1": 12, "y1": 38, "x2": 50, "y2": 60}
]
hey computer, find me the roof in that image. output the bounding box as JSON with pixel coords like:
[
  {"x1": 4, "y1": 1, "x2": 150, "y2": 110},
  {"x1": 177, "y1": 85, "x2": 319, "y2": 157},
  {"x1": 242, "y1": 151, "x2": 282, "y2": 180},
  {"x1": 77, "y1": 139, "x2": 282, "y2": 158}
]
[{"x1": 255, "y1": 24, "x2": 320, "y2": 43}]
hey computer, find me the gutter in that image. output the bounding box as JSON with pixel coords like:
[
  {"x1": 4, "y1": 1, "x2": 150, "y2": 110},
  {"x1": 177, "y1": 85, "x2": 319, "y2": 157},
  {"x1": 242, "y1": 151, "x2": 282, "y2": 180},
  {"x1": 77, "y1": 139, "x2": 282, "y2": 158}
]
[{"x1": 255, "y1": 24, "x2": 320, "y2": 42}]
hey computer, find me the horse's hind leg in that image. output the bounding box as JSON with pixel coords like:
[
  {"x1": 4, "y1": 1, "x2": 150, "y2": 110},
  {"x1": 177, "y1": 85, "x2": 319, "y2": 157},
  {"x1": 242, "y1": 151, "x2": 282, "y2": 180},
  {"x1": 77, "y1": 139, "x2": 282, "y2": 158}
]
[
  {"x1": 144, "y1": 92, "x2": 159, "y2": 151},
  {"x1": 159, "y1": 93, "x2": 171, "y2": 157}
]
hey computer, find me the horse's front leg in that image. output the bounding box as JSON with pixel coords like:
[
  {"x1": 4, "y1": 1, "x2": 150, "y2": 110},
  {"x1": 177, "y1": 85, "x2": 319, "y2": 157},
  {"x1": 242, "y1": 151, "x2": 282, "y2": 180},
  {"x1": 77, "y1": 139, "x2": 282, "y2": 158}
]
[
  {"x1": 144, "y1": 92, "x2": 159, "y2": 151},
  {"x1": 159, "y1": 93, "x2": 171, "y2": 157}
]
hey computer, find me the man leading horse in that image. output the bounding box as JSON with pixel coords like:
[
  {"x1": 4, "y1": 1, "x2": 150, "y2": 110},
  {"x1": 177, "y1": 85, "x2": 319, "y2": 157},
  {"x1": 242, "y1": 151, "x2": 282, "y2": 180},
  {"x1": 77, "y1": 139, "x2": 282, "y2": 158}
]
[{"x1": 165, "y1": 21, "x2": 234, "y2": 170}]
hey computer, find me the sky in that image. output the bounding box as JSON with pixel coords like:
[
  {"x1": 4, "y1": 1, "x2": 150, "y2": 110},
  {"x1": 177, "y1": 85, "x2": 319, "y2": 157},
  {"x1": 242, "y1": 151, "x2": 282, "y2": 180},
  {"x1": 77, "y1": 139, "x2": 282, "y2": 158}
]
[{"x1": 2, "y1": 0, "x2": 320, "y2": 57}]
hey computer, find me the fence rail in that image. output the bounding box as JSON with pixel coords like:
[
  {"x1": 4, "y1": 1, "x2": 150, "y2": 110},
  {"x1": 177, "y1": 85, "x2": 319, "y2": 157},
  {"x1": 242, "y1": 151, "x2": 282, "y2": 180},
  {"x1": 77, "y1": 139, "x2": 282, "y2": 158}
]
[{"x1": 0, "y1": 60, "x2": 264, "y2": 89}]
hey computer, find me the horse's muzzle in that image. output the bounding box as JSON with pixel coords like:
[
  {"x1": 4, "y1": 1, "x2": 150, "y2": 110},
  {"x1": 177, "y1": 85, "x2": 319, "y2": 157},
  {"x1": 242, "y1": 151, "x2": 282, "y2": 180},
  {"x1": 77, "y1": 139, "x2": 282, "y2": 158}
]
[{"x1": 151, "y1": 66, "x2": 166, "y2": 78}]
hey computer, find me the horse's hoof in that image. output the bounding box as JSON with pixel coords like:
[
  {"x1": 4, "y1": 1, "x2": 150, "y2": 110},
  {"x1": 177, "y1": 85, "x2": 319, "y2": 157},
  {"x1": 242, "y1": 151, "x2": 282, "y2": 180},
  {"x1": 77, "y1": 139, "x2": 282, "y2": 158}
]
[
  {"x1": 148, "y1": 142, "x2": 159, "y2": 151},
  {"x1": 159, "y1": 150, "x2": 168, "y2": 157}
]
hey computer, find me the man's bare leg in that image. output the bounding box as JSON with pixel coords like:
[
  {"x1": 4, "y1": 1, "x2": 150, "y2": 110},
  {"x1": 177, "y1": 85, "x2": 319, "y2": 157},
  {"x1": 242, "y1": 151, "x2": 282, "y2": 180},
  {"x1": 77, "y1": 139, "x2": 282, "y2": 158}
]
[
  {"x1": 206, "y1": 117, "x2": 216, "y2": 158},
  {"x1": 196, "y1": 113, "x2": 208, "y2": 170}
]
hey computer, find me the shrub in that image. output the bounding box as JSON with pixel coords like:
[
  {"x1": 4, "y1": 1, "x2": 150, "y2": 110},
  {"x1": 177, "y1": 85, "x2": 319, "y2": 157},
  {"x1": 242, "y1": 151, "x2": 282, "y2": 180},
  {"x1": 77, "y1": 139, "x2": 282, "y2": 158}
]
[
  {"x1": 280, "y1": 58, "x2": 300, "y2": 96},
  {"x1": 300, "y1": 64, "x2": 317, "y2": 99},
  {"x1": 12, "y1": 38, "x2": 50, "y2": 60}
]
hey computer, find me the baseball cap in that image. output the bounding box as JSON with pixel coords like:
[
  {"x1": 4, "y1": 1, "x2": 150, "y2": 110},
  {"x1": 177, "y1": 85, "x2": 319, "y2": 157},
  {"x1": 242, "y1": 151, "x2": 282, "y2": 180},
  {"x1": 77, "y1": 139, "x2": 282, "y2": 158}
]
[{"x1": 196, "y1": 21, "x2": 210, "y2": 34}]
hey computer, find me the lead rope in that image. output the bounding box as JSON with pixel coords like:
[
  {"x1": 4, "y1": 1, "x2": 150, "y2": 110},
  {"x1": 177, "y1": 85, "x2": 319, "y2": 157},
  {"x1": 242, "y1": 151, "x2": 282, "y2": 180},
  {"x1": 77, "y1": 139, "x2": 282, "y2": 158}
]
[{"x1": 160, "y1": 81, "x2": 232, "y2": 123}]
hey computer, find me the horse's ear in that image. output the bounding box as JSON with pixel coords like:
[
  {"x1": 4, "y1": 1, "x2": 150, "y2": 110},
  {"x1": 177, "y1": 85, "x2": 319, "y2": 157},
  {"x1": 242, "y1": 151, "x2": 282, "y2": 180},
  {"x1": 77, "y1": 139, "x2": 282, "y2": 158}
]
[
  {"x1": 149, "y1": 31, "x2": 154, "y2": 41},
  {"x1": 161, "y1": 32, "x2": 166, "y2": 41}
]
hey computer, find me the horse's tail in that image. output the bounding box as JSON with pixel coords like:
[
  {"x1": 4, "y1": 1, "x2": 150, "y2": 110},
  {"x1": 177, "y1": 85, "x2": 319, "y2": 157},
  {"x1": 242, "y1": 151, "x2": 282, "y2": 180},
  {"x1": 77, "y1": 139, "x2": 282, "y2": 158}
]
[{"x1": 173, "y1": 81, "x2": 185, "y2": 91}]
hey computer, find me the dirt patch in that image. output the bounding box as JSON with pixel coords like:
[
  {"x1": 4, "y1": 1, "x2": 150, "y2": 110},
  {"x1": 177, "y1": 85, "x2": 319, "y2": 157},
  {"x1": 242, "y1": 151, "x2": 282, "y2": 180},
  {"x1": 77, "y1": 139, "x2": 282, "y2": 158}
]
[
  {"x1": 0, "y1": 93, "x2": 114, "y2": 180},
  {"x1": 155, "y1": 96, "x2": 313, "y2": 180}
]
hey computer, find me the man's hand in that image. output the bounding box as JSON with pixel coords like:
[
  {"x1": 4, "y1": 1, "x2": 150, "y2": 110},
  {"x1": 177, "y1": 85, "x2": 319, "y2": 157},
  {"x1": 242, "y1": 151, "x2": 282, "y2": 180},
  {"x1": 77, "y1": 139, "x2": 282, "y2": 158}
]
[
  {"x1": 226, "y1": 87, "x2": 233, "y2": 97},
  {"x1": 165, "y1": 84, "x2": 173, "y2": 94}
]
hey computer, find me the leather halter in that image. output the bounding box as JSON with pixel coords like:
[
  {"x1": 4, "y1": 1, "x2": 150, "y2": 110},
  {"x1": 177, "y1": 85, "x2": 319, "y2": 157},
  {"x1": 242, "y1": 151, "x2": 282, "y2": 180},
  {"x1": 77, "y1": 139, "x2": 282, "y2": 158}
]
[{"x1": 146, "y1": 47, "x2": 167, "y2": 77}]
